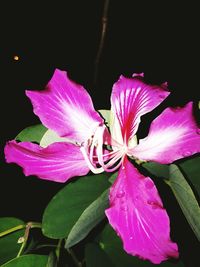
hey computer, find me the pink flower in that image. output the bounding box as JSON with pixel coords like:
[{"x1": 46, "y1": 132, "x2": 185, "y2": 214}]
[{"x1": 4, "y1": 69, "x2": 200, "y2": 264}]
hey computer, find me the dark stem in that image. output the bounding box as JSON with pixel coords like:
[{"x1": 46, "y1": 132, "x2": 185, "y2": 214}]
[
  {"x1": 67, "y1": 248, "x2": 82, "y2": 267},
  {"x1": 94, "y1": 0, "x2": 110, "y2": 86},
  {"x1": 55, "y1": 239, "x2": 62, "y2": 261}
]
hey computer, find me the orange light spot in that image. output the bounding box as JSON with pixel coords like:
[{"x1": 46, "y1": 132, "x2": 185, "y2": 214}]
[{"x1": 14, "y1": 55, "x2": 20, "y2": 61}]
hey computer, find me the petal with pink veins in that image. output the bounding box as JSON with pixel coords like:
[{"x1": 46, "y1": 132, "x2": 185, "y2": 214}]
[
  {"x1": 4, "y1": 140, "x2": 89, "y2": 183},
  {"x1": 130, "y1": 102, "x2": 200, "y2": 164},
  {"x1": 110, "y1": 75, "x2": 169, "y2": 145},
  {"x1": 105, "y1": 158, "x2": 178, "y2": 264},
  {"x1": 26, "y1": 69, "x2": 103, "y2": 143}
]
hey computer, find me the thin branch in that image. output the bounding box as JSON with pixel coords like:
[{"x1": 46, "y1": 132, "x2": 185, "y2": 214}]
[
  {"x1": 0, "y1": 221, "x2": 41, "y2": 238},
  {"x1": 55, "y1": 239, "x2": 62, "y2": 261},
  {"x1": 94, "y1": 0, "x2": 110, "y2": 86},
  {"x1": 67, "y1": 248, "x2": 82, "y2": 267},
  {"x1": 17, "y1": 222, "x2": 42, "y2": 257}
]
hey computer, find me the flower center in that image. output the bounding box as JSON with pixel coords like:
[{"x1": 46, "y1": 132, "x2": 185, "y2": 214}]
[{"x1": 80, "y1": 125, "x2": 127, "y2": 174}]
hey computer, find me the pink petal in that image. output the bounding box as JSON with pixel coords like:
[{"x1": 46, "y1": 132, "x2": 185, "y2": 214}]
[
  {"x1": 111, "y1": 74, "x2": 169, "y2": 145},
  {"x1": 4, "y1": 140, "x2": 89, "y2": 183},
  {"x1": 26, "y1": 69, "x2": 103, "y2": 143},
  {"x1": 131, "y1": 102, "x2": 200, "y2": 164},
  {"x1": 105, "y1": 158, "x2": 178, "y2": 264}
]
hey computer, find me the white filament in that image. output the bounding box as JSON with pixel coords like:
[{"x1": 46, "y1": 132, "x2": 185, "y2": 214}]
[{"x1": 80, "y1": 125, "x2": 128, "y2": 174}]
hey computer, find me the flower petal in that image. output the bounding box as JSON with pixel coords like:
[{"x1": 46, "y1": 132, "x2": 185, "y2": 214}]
[
  {"x1": 4, "y1": 140, "x2": 89, "y2": 183},
  {"x1": 131, "y1": 102, "x2": 200, "y2": 164},
  {"x1": 105, "y1": 158, "x2": 178, "y2": 264},
  {"x1": 26, "y1": 69, "x2": 103, "y2": 143},
  {"x1": 110, "y1": 75, "x2": 169, "y2": 146}
]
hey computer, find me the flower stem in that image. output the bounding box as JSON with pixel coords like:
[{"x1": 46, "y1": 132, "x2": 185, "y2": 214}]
[{"x1": 94, "y1": 0, "x2": 110, "y2": 86}]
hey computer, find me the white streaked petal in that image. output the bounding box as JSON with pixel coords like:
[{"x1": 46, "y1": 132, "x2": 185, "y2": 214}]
[{"x1": 131, "y1": 102, "x2": 200, "y2": 164}]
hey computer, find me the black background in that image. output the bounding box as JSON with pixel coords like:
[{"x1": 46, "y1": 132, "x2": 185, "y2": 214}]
[{"x1": 0, "y1": 1, "x2": 199, "y2": 266}]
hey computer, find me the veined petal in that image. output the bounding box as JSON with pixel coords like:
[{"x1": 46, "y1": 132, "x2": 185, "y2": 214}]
[
  {"x1": 26, "y1": 69, "x2": 103, "y2": 143},
  {"x1": 110, "y1": 75, "x2": 169, "y2": 145},
  {"x1": 105, "y1": 158, "x2": 178, "y2": 264},
  {"x1": 131, "y1": 102, "x2": 200, "y2": 164},
  {"x1": 4, "y1": 140, "x2": 89, "y2": 183}
]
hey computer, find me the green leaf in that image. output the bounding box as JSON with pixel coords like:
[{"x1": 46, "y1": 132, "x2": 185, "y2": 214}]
[
  {"x1": 142, "y1": 162, "x2": 169, "y2": 179},
  {"x1": 98, "y1": 224, "x2": 149, "y2": 267},
  {"x1": 0, "y1": 218, "x2": 25, "y2": 265},
  {"x1": 42, "y1": 173, "x2": 110, "y2": 239},
  {"x1": 65, "y1": 189, "x2": 109, "y2": 248},
  {"x1": 1, "y1": 254, "x2": 48, "y2": 267},
  {"x1": 142, "y1": 156, "x2": 200, "y2": 198},
  {"x1": 85, "y1": 243, "x2": 114, "y2": 267},
  {"x1": 40, "y1": 129, "x2": 71, "y2": 148},
  {"x1": 98, "y1": 110, "x2": 111, "y2": 127},
  {"x1": 15, "y1": 124, "x2": 47, "y2": 143},
  {"x1": 108, "y1": 172, "x2": 118, "y2": 184},
  {"x1": 98, "y1": 224, "x2": 184, "y2": 267},
  {"x1": 167, "y1": 164, "x2": 200, "y2": 241},
  {"x1": 178, "y1": 156, "x2": 200, "y2": 197}
]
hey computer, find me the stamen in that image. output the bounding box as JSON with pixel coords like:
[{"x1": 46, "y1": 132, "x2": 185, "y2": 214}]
[
  {"x1": 80, "y1": 124, "x2": 127, "y2": 174},
  {"x1": 80, "y1": 146, "x2": 104, "y2": 174},
  {"x1": 95, "y1": 125, "x2": 126, "y2": 172},
  {"x1": 89, "y1": 138, "x2": 96, "y2": 163},
  {"x1": 105, "y1": 156, "x2": 124, "y2": 172},
  {"x1": 105, "y1": 151, "x2": 123, "y2": 168},
  {"x1": 102, "y1": 151, "x2": 124, "y2": 172}
]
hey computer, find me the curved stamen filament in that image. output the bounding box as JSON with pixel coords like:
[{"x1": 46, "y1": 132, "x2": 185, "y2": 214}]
[
  {"x1": 105, "y1": 156, "x2": 124, "y2": 172},
  {"x1": 80, "y1": 146, "x2": 104, "y2": 174},
  {"x1": 80, "y1": 124, "x2": 127, "y2": 174},
  {"x1": 92, "y1": 149, "x2": 120, "y2": 160},
  {"x1": 94, "y1": 125, "x2": 122, "y2": 170},
  {"x1": 89, "y1": 138, "x2": 96, "y2": 163},
  {"x1": 99, "y1": 148, "x2": 124, "y2": 172}
]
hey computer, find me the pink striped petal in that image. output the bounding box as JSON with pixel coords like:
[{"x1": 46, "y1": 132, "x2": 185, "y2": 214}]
[
  {"x1": 111, "y1": 75, "x2": 169, "y2": 145},
  {"x1": 131, "y1": 102, "x2": 200, "y2": 164},
  {"x1": 4, "y1": 140, "x2": 89, "y2": 183},
  {"x1": 26, "y1": 69, "x2": 103, "y2": 143},
  {"x1": 105, "y1": 158, "x2": 178, "y2": 264}
]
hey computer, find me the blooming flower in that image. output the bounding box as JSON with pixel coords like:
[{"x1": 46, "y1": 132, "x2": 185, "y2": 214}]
[{"x1": 5, "y1": 69, "x2": 200, "y2": 264}]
